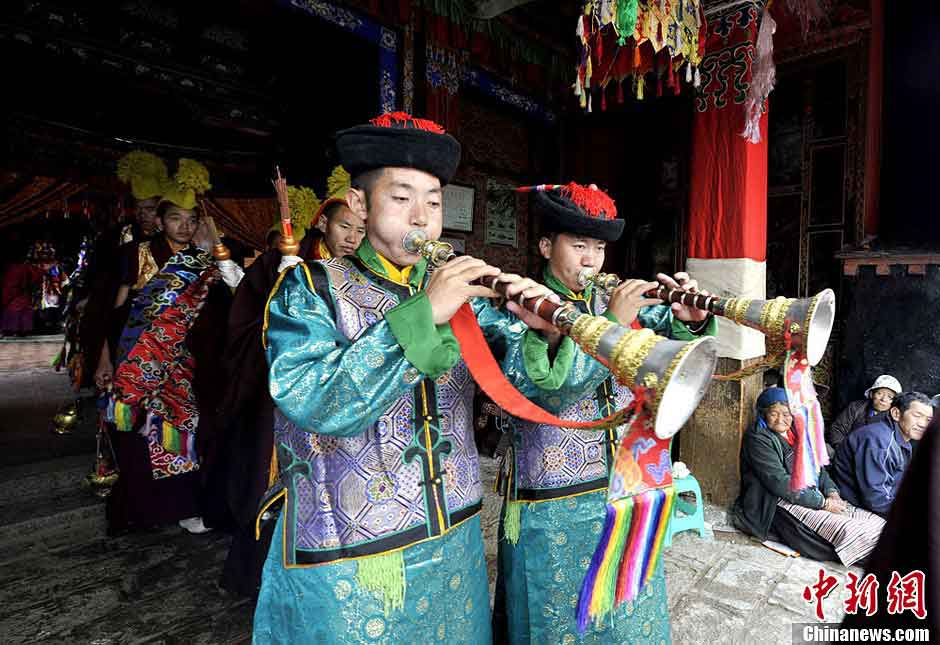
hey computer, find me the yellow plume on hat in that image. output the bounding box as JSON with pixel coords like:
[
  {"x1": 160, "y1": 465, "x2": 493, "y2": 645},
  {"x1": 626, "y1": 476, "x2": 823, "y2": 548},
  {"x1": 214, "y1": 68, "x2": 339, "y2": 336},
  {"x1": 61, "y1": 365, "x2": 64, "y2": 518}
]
[
  {"x1": 161, "y1": 158, "x2": 212, "y2": 210},
  {"x1": 326, "y1": 165, "x2": 351, "y2": 201},
  {"x1": 287, "y1": 185, "x2": 320, "y2": 231},
  {"x1": 116, "y1": 150, "x2": 169, "y2": 200}
]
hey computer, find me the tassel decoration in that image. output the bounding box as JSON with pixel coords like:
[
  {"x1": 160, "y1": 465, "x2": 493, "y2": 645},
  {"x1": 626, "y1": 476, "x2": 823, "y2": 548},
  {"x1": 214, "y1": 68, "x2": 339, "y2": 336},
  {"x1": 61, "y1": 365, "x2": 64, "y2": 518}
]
[
  {"x1": 503, "y1": 500, "x2": 522, "y2": 545},
  {"x1": 356, "y1": 550, "x2": 407, "y2": 615},
  {"x1": 577, "y1": 487, "x2": 675, "y2": 633},
  {"x1": 784, "y1": 350, "x2": 829, "y2": 491},
  {"x1": 615, "y1": 0, "x2": 639, "y2": 45},
  {"x1": 741, "y1": 8, "x2": 777, "y2": 143}
]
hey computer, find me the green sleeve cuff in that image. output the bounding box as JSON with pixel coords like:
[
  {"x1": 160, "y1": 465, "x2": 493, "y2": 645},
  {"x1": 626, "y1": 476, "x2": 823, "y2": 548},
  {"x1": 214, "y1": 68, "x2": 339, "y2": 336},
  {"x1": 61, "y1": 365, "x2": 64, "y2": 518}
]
[
  {"x1": 670, "y1": 314, "x2": 718, "y2": 340},
  {"x1": 522, "y1": 330, "x2": 577, "y2": 391},
  {"x1": 602, "y1": 309, "x2": 618, "y2": 323},
  {"x1": 385, "y1": 292, "x2": 460, "y2": 379}
]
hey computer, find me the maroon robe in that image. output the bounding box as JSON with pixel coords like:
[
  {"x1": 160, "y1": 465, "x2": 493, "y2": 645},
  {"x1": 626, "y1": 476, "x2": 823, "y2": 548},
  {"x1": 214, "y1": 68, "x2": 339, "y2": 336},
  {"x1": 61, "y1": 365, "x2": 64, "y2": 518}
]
[
  {"x1": 217, "y1": 235, "x2": 318, "y2": 596},
  {"x1": 105, "y1": 237, "x2": 231, "y2": 534}
]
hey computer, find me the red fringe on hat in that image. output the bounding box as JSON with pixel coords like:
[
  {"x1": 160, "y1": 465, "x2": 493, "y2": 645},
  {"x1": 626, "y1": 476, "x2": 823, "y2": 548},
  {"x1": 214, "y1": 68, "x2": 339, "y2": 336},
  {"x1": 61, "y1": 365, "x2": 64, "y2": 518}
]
[
  {"x1": 559, "y1": 182, "x2": 617, "y2": 220},
  {"x1": 370, "y1": 111, "x2": 445, "y2": 134}
]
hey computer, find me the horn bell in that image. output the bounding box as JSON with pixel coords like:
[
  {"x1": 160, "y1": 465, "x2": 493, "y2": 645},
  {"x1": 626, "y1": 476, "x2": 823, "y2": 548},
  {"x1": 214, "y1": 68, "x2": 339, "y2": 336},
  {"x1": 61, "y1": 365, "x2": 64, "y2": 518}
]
[
  {"x1": 721, "y1": 289, "x2": 835, "y2": 366},
  {"x1": 569, "y1": 317, "x2": 718, "y2": 439}
]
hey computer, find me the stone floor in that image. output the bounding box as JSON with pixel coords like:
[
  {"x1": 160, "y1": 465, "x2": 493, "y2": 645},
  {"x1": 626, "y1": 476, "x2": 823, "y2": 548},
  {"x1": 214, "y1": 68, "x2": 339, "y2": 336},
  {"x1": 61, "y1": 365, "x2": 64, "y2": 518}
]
[{"x1": 0, "y1": 363, "x2": 859, "y2": 644}]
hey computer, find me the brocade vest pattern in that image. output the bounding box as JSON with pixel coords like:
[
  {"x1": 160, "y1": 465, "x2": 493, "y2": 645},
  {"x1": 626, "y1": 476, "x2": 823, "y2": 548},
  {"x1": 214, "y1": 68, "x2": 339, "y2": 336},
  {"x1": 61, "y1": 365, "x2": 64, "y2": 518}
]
[
  {"x1": 508, "y1": 292, "x2": 633, "y2": 501},
  {"x1": 269, "y1": 257, "x2": 482, "y2": 566}
]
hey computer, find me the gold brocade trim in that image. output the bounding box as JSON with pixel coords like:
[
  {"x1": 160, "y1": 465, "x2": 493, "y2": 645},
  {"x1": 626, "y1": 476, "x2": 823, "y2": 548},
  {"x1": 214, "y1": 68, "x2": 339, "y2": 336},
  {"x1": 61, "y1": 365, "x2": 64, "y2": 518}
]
[
  {"x1": 256, "y1": 487, "x2": 287, "y2": 540},
  {"x1": 801, "y1": 292, "x2": 823, "y2": 343},
  {"x1": 610, "y1": 329, "x2": 659, "y2": 388},
  {"x1": 651, "y1": 339, "x2": 698, "y2": 416},
  {"x1": 760, "y1": 296, "x2": 792, "y2": 357},
  {"x1": 268, "y1": 443, "x2": 279, "y2": 490},
  {"x1": 133, "y1": 241, "x2": 160, "y2": 290},
  {"x1": 419, "y1": 380, "x2": 447, "y2": 531},
  {"x1": 261, "y1": 262, "x2": 315, "y2": 349},
  {"x1": 515, "y1": 486, "x2": 609, "y2": 506},
  {"x1": 569, "y1": 315, "x2": 614, "y2": 357},
  {"x1": 724, "y1": 297, "x2": 752, "y2": 326}
]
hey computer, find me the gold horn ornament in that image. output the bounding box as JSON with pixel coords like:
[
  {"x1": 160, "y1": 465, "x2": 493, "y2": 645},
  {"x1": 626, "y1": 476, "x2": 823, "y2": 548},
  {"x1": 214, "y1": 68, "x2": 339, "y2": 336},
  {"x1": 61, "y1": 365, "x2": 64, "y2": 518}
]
[
  {"x1": 403, "y1": 231, "x2": 718, "y2": 438},
  {"x1": 578, "y1": 269, "x2": 836, "y2": 366}
]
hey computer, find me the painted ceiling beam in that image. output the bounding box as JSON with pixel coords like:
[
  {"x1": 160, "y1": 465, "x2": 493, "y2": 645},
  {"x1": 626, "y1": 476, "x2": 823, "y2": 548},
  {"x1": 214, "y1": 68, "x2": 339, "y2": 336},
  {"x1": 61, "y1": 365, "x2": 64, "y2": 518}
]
[{"x1": 467, "y1": 0, "x2": 539, "y2": 19}]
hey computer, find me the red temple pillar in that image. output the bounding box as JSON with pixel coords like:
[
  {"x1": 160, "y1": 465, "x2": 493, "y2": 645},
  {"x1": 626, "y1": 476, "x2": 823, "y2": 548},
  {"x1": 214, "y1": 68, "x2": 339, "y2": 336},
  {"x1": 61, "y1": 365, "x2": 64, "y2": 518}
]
[{"x1": 680, "y1": 2, "x2": 769, "y2": 506}]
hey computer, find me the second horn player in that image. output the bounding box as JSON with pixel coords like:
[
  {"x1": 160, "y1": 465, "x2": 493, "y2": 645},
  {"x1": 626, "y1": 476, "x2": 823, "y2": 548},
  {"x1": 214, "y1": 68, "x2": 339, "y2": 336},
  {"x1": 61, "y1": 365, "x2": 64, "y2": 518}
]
[{"x1": 402, "y1": 228, "x2": 718, "y2": 438}]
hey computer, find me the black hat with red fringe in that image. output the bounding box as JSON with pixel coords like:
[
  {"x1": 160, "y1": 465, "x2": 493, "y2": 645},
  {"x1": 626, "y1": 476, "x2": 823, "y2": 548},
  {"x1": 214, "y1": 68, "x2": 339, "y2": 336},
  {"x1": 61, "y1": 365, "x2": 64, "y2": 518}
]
[
  {"x1": 335, "y1": 112, "x2": 461, "y2": 185},
  {"x1": 521, "y1": 182, "x2": 625, "y2": 242}
]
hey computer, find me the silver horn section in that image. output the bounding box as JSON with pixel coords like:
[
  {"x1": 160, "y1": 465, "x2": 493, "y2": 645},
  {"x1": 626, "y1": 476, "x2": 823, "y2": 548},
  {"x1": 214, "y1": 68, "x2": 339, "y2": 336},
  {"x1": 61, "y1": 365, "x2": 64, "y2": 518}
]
[
  {"x1": 577, "y1": 268, "x2": 622, "y2": 296},
  {"x1": 569, "y1": 316, "x2": 718, "y2": 439},
  {"x1": 722, "y1": 288, "x2": 836, "y2": 366}
]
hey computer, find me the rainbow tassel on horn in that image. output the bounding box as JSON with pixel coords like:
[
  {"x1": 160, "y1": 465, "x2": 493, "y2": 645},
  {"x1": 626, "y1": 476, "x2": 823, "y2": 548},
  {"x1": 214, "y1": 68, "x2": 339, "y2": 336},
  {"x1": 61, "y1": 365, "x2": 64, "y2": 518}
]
[
  {"x1": 785, "y1": 350, "x2": 829, "y2": 491},
  {"x1": 577, "y1": 486, "x2": 675, "y2": 633}
]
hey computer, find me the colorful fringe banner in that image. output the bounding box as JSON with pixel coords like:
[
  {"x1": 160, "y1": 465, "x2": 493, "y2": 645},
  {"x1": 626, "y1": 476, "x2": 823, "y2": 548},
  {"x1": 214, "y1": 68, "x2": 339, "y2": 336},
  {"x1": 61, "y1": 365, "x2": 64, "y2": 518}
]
[
  {"x1": 577, "y1": 486, "x2": 675, "y2": 632},
  {"x1": 575, "y1": 0, "x2": 706, "y2": 108},
  {"x1": 575, "y1": 406, "x2": 677, "y2": 633},
  {"x1": 784, "y1": 350, "x2": 829, "y2": 491},
  {"x1": 111, "y1": 399, "x2": 136, "y2": 431},
  {"x1": 108, "y1": 399, "x2": 195, "y2": 458}
]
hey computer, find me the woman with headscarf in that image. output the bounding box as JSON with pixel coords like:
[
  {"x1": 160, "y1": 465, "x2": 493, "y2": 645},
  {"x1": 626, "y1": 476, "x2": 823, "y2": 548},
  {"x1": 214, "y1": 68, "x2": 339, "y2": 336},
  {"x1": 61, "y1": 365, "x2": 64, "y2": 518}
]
[{"x1": 732, "y1": 387, "x2": 885, "y2": 566}]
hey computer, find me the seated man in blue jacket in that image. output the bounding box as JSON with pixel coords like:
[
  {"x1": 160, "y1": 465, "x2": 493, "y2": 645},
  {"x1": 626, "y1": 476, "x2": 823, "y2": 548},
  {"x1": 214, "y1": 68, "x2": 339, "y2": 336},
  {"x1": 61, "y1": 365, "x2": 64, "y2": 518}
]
[{"x1": 831, "y1": 391, "x2": 933, "y2": 517}]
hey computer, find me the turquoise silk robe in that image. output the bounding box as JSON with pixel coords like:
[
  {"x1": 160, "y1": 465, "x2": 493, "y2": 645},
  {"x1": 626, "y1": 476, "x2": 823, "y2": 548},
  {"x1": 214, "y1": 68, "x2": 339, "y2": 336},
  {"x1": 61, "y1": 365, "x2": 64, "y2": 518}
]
[
  {"x1": 494, "y1": 267, "x2": 717, "y2": 645},
  {"x1": 253, "y1": 242, "x2": 609, "y2": 644}
]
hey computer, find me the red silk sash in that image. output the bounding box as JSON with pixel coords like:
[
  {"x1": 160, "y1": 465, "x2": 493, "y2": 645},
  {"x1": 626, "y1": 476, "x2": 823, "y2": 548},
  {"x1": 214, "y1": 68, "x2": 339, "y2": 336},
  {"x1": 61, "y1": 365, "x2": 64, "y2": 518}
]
[{"x1": 449, "y1": 303, "x2": 642, "y2": 429}]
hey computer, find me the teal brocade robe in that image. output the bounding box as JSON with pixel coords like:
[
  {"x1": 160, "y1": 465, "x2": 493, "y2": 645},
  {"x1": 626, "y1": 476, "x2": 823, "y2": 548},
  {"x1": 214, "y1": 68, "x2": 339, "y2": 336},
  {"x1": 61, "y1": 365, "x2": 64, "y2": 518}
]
[
  {"x1": 493, "y1": 268, "x2": 717, "y2": 645},
  {"x1": 253, "y1": 242, "x2": 610, "y2": 644}
]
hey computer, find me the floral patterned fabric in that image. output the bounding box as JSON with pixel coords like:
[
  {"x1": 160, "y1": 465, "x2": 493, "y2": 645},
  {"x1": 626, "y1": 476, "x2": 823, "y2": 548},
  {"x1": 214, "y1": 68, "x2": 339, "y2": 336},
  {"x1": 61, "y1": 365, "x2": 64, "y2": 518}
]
[
  {"x1": 253, "y1": 514, "x2": 492, "y2": 645},
  {"x1": 497, "y1": 490, "x2": 671, "y2": 645}
]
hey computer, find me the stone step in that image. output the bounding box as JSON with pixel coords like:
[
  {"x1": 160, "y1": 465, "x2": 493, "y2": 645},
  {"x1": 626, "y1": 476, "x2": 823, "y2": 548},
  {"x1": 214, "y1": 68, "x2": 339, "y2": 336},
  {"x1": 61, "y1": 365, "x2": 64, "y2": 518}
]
[
  {"x1": 0, "y1": 454, "x2": 106, "y2": 563},
  {"x1": 0, "y1": 453, "x2": 94, "y2": 504}
]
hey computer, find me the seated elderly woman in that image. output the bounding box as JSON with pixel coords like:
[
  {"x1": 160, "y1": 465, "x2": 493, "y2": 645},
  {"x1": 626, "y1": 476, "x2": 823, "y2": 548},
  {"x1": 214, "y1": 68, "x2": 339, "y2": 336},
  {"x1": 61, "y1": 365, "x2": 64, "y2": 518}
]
[{"x1": 732, "y1": 387, "x2": 885, "y2": 566}]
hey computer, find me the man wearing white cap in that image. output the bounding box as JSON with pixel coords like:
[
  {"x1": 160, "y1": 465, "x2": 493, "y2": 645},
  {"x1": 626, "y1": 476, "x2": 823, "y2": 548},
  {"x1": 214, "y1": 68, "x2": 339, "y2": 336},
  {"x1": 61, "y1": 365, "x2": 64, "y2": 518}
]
[{"x1": 827, "y1": 375, "x2": 903, "y2": 452}]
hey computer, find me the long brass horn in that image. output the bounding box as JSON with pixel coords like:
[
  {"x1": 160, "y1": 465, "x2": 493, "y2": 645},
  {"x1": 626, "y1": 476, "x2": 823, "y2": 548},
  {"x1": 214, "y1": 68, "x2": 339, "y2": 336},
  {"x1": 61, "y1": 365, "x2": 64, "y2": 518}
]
[
  {"x1": 578, "y1": 269, "x2": 836, "y2": 366},
  {"x1": 404, "y1": 231, "x2": 718, "y2": 438}
]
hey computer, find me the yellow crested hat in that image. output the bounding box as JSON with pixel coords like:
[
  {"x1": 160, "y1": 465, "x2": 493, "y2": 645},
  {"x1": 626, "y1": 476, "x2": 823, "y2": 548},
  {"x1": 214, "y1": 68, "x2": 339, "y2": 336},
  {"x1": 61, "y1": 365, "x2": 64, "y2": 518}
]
[
  {"x1": 116, "y1": 150, "x2": 169, "y2": 200},
  {"x1": 161, "y1": 158, "x2": 212, "y2": 210}
]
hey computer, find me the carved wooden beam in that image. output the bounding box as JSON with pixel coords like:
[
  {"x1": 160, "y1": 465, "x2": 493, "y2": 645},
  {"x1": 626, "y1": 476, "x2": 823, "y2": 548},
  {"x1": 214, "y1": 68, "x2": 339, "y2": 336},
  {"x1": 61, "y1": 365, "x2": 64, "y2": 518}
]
[{"x1": 468, "y1": 0, "x2": 539, "y2": 19}]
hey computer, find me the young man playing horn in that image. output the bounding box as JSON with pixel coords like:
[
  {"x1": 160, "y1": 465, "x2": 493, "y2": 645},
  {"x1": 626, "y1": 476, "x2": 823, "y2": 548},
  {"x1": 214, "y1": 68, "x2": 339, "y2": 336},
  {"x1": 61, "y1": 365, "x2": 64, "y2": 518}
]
[
  {"x1": 492, "y1": 182, "x2": 717, "y2": 644},
  {"x1": 253, "y1": 113, "x2": 612, "y2": 644}
]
